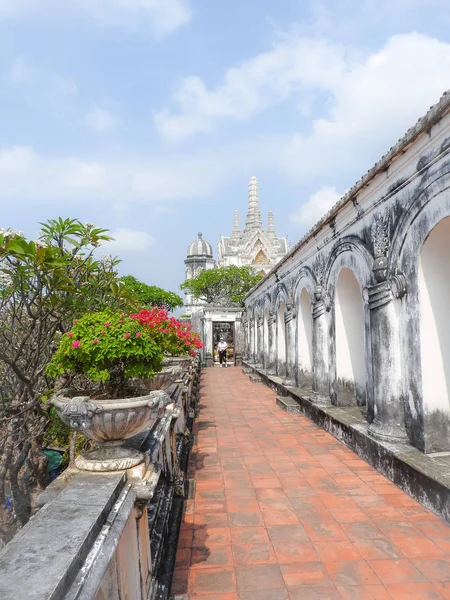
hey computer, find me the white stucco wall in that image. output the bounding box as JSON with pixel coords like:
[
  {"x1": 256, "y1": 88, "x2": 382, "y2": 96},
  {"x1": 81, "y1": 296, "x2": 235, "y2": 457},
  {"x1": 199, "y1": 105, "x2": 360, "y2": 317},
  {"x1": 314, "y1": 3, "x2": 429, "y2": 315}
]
[{"x1": 419, "y1": 216, "x2": 450, "y2": 414}]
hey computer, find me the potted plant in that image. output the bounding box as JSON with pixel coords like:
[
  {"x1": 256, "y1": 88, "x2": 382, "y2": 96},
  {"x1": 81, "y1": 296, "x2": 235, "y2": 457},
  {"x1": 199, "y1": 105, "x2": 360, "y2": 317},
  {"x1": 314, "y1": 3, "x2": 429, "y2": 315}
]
[
  {"x1": 131, "y1": 308, "x2": 203, "y2": 388},
  {"x1": 47, "y1": 310, "x2": 168, "y2": 472}
]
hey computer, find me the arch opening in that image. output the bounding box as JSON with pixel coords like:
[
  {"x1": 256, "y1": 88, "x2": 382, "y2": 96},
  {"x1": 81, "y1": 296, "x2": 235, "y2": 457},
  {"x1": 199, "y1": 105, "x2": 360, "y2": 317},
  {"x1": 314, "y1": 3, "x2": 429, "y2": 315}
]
[
  {"x1": 419, "y1": 216, "x2": 450, "y2": 422},
  {"x1": 297, "y1": 288, "x2": 313, "y2": 387},
  {"x1": 335, "y1": 268, "x2": 366, "y2": 406}
]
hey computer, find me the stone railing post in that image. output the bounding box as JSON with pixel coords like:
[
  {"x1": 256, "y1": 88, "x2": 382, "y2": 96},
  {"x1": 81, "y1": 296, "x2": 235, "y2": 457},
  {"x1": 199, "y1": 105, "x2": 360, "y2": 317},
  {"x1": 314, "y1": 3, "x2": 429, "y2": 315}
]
[
  {"x1": 282, "y1": 305, "x2": 296, "y2": 386},
  {"x1": 366, "y1": 275, "x2": 408, "y2": 443},
  {"x1": 311, "y1": 286, "x2": 331, "y2": 405}
]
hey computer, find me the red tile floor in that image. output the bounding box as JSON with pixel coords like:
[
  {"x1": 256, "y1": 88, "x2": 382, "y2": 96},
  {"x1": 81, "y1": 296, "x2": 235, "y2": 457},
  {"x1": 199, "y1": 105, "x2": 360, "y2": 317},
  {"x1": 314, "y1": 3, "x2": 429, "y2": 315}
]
[{"x1": 171, "y1": 367, "x2": 450, "y2": 599}]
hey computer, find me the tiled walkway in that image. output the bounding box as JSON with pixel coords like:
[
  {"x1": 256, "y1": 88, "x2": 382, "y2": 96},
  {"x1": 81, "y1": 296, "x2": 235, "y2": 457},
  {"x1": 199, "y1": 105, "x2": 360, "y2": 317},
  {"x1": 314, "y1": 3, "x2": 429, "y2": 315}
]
[{"x1": 171, "y1": 367, "x2": 450, "y2": 599}]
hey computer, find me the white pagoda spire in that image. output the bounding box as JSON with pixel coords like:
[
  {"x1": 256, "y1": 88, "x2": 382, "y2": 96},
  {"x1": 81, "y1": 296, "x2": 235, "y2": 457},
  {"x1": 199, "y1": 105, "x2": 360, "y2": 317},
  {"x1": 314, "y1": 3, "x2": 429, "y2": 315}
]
[
  {"x1": 245, "y1": 176, "x2": 262, "y2": 232},
  {"x1": 268, "y1": 209, "x2": 275, "y2": 234},
  {"x1": 231, "y1": 209, "x2": 241, "y2": 238}
]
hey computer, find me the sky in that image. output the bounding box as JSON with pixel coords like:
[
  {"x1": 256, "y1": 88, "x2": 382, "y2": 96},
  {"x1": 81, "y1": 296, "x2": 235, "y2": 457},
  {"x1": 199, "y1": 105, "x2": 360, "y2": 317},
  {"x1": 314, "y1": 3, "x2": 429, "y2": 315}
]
[{"x1": 1, "y1": 0, "x2": 450, "y2": 298}]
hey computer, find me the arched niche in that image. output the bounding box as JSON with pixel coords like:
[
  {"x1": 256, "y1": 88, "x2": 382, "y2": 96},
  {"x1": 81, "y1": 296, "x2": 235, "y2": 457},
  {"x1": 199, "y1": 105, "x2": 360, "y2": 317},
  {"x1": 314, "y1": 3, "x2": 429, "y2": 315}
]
[
  {"x1": 396, "y1": 173, "x2": 450, "y2": 452},
  {"x1": 324, "y1": 239, "x2": 373, "y2": 411},
  {"x1": 297, "y1": 287, "x2": 313, "y2": 387},
  {"x1": 419, "y1": 216, "x2": 450, "y2": 440},
  {"x1": 334, "y1": 267, "x2": 366, "y2": 406}
]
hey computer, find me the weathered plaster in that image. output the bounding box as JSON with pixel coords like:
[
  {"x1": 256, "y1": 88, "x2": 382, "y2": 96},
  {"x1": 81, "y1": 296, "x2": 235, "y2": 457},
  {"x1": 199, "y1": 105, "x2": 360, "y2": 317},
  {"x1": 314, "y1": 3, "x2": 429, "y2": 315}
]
[{"x1": 244, "y1": 90, "x2": 450, "y2": 452}]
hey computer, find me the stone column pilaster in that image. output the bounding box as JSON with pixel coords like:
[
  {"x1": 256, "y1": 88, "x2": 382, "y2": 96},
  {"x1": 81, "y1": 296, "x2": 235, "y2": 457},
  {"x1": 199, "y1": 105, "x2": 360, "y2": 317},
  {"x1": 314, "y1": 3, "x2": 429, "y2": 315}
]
[
  {"x1": 249, "y1": 317, "x2": 256, "y2": 365},
  {"x1": 367, "y1": 275, "x2": 408, "y2": 443},
  {"x1": 256, "y1": 315, "x2": 264, "y2": 368},
  {"x1": 267, "y1": 311, "x2": 277, "y2": 374},
  {"x1": 242, "y1": 314, "x2": 248, "y2": 361},
  {"x1": 282, "y1": 307, "x2": 296, "y2": 386},
  {"x1": 204, "y1": 317, "x2": 213, "y2": 367},
  {"x1": 311, "y1": 288, "x2": 331, "y2": 405},
  {"x1": 234, "y1": 313, "x2": 243, "y2": 366}
]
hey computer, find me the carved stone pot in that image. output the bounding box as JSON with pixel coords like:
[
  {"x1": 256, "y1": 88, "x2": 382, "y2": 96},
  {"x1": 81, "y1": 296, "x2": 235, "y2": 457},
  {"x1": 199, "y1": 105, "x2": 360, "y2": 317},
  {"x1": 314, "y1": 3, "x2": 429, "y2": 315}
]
[
  {"x1": 52, "y1": 390, "x2": 170, "y2": 472},
  {"x1": 163, "y1": 356, "x2": 194, "y2": 372}
]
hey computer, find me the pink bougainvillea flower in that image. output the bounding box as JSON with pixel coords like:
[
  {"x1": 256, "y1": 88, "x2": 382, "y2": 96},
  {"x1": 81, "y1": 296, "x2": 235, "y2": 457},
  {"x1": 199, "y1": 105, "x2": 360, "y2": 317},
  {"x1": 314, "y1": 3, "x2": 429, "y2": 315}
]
[
  {"x1": 136, "y1": 331, "x2": 142, "y2": 338},
  {"x1": 73, "y1": 320, "x2": 78, "y2": 325},
  {"x1": 121, "y1": 313, "x2": 125, "y2": 318},
  {"x1": 72, "y1": 340, "x2": 80, "y2": 348},
  {"x1": 104, "y1": 322, "x2": 111, "y2": 327},
  {"x1": 124, "y1": 333, "x2": 130, "y2": 339},
  {"x1": 93, "y1": 339, "x2": 100, "y2": 344},
  {"x1": 67, "y1": 332, "x2": 73, "y2": 338},
  {"x1": 118, "y1": 320, "x2": 123, "y2": 324},
  {"x1": 101, "y1": 331, "x2": 106, "y2": 335}
]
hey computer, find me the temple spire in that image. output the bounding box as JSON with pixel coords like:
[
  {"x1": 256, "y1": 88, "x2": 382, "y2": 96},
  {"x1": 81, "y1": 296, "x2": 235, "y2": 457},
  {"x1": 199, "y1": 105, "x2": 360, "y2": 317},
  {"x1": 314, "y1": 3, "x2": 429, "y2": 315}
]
[
  {"x1": 231, "y1": 209, "x2": 241, "y2": 238},
  {"x1": 268, "y1": 209, "x2": 275, "y2": 234},
  {"x1": 245, "y1": 176, "x2": 262, "y2": 232}
]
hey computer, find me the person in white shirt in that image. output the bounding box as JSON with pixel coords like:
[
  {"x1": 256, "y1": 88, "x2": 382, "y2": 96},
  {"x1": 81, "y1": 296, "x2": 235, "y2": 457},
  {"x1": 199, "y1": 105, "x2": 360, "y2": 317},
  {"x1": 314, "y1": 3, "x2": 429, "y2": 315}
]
[{"x1": 217, "y1": 337, "x2": 228, "y2": 367}]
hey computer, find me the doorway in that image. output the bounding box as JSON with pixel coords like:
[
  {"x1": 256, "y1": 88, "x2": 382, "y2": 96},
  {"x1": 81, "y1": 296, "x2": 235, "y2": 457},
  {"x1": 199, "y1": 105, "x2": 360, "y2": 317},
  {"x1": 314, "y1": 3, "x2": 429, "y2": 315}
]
[{"x1": 213, "y1": 322, "x2": 235, "y2": 365}]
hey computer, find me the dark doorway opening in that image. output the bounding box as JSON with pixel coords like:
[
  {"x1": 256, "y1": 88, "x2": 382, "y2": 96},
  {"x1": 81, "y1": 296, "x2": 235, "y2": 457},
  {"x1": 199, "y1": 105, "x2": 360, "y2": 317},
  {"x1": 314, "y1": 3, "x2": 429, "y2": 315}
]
[{"x1": 213, "y1": 322, "x2": 235, "y2": 365}]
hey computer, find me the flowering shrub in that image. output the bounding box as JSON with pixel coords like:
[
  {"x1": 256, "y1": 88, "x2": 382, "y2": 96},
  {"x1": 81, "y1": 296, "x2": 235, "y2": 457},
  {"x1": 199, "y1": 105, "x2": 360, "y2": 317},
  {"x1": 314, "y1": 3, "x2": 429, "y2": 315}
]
[
  {"x1": 47, "y1": 311, "x2": 164, "y2": 395},
  {"x1": 131, "y1": 308, "x2": 204, "y2": 356}
]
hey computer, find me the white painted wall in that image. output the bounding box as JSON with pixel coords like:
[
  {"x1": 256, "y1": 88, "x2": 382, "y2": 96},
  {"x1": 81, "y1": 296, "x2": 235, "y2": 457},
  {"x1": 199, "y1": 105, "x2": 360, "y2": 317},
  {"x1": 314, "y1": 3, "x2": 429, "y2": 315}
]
[
  {"x1": 298, "y1": 288, "x2": 313, "y2": 371},
  {"x1": 419, "y1": 216, "x2": 450, "y2": 414},
  {"x1": 335, "y1": 268, "x2": 365, "y2": 392}
]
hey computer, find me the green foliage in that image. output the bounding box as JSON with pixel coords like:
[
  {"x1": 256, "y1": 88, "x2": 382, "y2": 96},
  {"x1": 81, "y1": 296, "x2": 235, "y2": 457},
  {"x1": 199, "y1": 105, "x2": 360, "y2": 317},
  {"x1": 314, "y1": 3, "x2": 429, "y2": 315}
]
[
  {"x1": 120, "y1": 275, "x2": 183, "y2": 311},
  {"x1": 0, "y1": 218, "x2": 132, "y2": 538},
  {"x1": 47, "y1": 311, "x2": 164, "y2": 392},
  {"x1": 180, "y1": 265, "x2": 262, "y2": 305}
]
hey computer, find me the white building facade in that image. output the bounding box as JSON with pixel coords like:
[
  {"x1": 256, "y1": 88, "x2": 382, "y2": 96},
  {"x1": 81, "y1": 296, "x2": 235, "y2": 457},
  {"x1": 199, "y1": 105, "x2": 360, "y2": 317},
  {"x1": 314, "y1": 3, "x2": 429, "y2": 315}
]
[{"x1": 243, "y1": 90, "x2": 450, "y2": 454}]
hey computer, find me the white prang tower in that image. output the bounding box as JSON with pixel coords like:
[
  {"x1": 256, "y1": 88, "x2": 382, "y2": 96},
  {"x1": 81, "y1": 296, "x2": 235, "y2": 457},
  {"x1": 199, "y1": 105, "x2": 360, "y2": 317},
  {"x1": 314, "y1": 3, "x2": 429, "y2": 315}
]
[{"x1": 217, "y1": 176, "x2": 289, "y2": 274}]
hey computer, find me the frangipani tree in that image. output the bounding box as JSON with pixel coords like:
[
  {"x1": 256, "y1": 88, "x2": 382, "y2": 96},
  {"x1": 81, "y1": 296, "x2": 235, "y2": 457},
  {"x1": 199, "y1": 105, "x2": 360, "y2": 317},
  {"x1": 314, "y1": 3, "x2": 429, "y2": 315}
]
[{"x1": 0, "y1": 218, "x2": 127, "y2": 543}]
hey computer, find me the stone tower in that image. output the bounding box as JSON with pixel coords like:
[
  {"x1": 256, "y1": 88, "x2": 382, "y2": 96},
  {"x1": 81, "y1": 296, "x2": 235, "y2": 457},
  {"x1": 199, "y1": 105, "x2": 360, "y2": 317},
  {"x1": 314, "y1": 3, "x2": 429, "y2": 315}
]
[{"x1": 183, "y1": 232, "x2": 216, "y2": 315}]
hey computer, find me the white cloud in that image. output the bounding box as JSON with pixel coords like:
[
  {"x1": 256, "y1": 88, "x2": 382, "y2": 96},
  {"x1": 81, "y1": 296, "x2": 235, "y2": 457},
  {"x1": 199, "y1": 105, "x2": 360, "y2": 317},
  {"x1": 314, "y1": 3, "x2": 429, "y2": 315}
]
[
  {"x1": 0, "y1": 145, "x2": 240, "y2": 204},
  {"x1": 10, "y1": 57, "x2": 34, "y2": 83},
  {"x1": 282, "y1": 33, "x2": 450, "y2": 180},
  {"x1": 0, "y1": 0, "x2": 190, "y2": 36},
  {"x1": 84, "y1": 105, "x2": 119, "y2": 134},
  {"x1": 155, "y1": 30, "x2": 450, "y2": 187},
  {"x1": 155, "y1": 37, "x2": 348, "y2": 141},
  {"x1": 290, "y1": 186, "x2": 341, "y2": 228},
  {"x1": 0, "y1": 137, "x2": 281, "y2": 208},
  {"x1": 55, "y1": 76, "x2": 78, "y2": 96},
  {"x1": 9, "y1": 57, "x2": 79, "y2": 100},
  {"x1": 105, "y1": 228, "x2": 155, "y2": 254}
]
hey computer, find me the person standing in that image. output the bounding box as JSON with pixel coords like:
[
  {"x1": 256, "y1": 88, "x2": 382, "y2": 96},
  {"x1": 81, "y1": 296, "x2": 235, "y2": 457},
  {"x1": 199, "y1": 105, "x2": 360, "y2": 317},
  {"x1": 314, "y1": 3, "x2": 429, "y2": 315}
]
[{"x1": 217, "y1": 337, "x2": 228, "y2": 367}]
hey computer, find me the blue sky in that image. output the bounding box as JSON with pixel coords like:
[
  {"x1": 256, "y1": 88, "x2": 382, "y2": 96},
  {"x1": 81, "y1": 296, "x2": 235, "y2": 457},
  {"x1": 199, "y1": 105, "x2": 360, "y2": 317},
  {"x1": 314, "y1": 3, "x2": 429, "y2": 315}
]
[{"x1": 1, "y1": 0, "x2": 449, "y2": 297}]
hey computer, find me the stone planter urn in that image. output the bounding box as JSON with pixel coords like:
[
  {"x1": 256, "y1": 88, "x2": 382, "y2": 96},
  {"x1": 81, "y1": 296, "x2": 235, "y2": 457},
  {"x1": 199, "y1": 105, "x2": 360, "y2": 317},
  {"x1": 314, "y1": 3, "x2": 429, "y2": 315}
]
[{"x1": 52, "y1": 390, "x2": 171, "y2": 472}]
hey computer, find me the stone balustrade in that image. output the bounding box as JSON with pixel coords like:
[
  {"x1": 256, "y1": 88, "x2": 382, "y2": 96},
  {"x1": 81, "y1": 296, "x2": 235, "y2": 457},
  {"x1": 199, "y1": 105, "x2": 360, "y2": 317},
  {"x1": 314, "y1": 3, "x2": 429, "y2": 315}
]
[{"x1": 0, "y1": 357, "x2": 201, "y2": 600}]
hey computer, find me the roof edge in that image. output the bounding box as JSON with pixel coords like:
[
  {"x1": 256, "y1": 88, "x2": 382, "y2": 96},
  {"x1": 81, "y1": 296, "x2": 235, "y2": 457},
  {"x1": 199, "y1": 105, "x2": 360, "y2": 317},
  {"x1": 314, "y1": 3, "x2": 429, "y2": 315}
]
[{"x1": 245, "y1": 89, "x2": 450, "y2": 300}]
